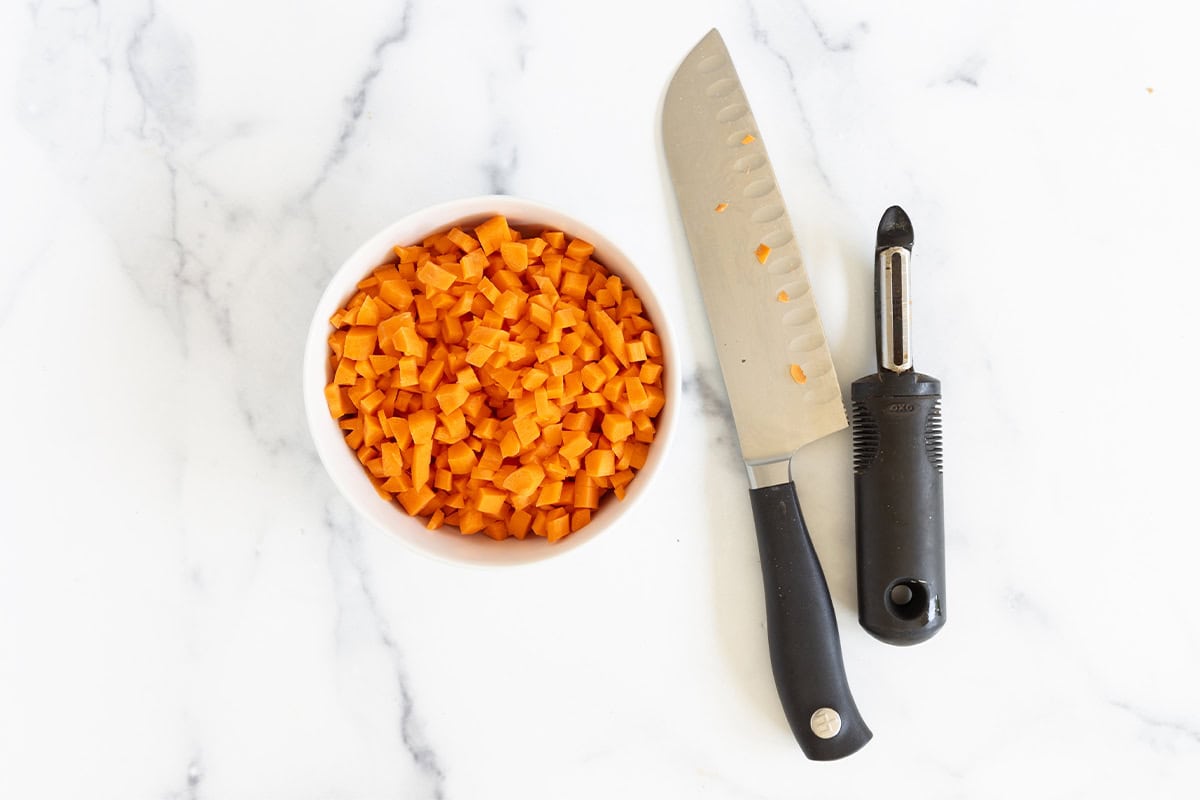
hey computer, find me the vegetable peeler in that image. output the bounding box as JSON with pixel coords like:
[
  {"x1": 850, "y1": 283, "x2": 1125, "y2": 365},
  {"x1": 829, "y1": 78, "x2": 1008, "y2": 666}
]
[{"x1": 851, "y1": 206, "x2": 946, "y2": 646}]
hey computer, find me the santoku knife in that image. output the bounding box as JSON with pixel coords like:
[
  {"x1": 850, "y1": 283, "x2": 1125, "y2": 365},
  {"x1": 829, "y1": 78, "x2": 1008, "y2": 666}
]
[{"x1": 663, "y1": 29, "x2": 870, "y2": 760}]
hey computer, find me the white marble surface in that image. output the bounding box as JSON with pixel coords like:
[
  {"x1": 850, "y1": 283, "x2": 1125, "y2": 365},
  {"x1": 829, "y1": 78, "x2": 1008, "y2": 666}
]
[{"x1": 3, "y1": 0, "x2": 1199, "y2": 796}]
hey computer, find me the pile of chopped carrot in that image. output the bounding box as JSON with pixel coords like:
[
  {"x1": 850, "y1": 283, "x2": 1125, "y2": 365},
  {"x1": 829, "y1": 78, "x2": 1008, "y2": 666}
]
[{"x1": 324, "y1": 215, "x2": 666, "y2": 543}]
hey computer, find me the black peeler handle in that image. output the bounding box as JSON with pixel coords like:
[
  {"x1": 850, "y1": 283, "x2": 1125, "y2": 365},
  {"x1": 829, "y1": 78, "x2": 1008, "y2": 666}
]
[{"x1": 851, "y1": 371, "x2": 946, "y2": 645}]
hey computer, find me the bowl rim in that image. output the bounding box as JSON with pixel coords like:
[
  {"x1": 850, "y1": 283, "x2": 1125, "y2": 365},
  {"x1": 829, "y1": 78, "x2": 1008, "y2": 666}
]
[{"x1": 303, "y1": 194, "x2": 680, "y2": 567}]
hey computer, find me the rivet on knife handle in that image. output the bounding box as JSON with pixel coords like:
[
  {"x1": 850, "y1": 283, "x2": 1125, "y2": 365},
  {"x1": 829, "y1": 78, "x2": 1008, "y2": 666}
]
[{"x1": 852, "y1": 206, "x2": 947, "y2": 645}]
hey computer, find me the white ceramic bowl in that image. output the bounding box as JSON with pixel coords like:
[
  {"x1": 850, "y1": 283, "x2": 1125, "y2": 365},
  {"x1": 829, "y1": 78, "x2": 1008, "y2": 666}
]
[{"x1": 303, "y1": 196, "x2": 679, "y2": 566}]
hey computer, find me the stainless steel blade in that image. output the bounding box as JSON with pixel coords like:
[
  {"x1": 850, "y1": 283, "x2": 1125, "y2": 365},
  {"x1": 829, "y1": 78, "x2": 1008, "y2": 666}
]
[{"x1": 664, "y1": 29, "x2": 845, "y2": 466}]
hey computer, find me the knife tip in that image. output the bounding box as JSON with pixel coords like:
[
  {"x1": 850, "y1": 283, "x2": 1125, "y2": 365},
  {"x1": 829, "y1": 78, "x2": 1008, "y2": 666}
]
[{"x1": 877, "y1": 205, "x2": 914, "y2": 250}]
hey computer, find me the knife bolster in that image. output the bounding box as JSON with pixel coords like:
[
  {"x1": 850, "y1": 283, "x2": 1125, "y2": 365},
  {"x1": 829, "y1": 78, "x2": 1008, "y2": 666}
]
[{"x1": 746, "y1": 457, "x2": 792, "y2": 489}]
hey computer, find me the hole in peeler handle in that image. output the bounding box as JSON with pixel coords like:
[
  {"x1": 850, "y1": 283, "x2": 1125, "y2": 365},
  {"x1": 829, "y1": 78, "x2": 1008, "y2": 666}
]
[{"x1": 886, "y1": 579, "x2": 936, "y2": 623}]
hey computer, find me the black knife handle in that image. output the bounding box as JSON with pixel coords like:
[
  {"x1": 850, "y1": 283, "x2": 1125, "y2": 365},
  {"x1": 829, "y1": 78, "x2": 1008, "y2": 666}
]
[
  {"x1": 851, "y1": 372, "x2": 946, "y2": 645},
  {"x1": 749, "y1": 481, "x2": 872, "y2": 760}
]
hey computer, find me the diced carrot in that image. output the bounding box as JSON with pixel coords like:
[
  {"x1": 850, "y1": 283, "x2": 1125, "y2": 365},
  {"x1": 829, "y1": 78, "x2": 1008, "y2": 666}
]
[
  {"x1": 446, "y1": 227, "x2": 480, "y2": 252},
  {"x1": 644, "y1": 385, "x2": 666, "y2": 417},
  {"x1": 408, "y1": 409, "x2": 437, "y2": 445},
  {"x1": 570, "y1": 508, "x2": 591, "y2": 532},
  {"x1": 521, "y1": 367, "x2": 550, "y2": 391},
  {"x1": 573, "y1": 472, "x2": 601, "y2": 509},
  {"x1": 560, "y1": 271, "x2": 589, "y2": 300},
  {"x1": 467, "y1": 325, "x2": 508, "y2": 349},
  {"x1": 742, "y1": 134, "x2": 756, "y2": 144},
  {"x1": 546, "y1": 510, "x2": 571, "y2": 543},
  {"x1": 576, "y1": 392, "x2": 606, "y2": 410},
  {"x1": 447, "y1": 441, "x2": 477, "y2": 475},
  {"x1": 329, "y1": 330, "x2": 347, "y2": 360},
  {"x1": 601, "y1": 413, "x2": 633, "y2": 443},
  {"x1": 378, "y1": 279, "x2": 414, "y2": 310},
  {"x1": 513, "y1": 415, "x2": 540, "y2": 447},
  {"x1": 325, "y1": 384, "x2": 352, "y2": 418},
  {"x1": 502, "y1": 463, "x2": 545, "y2": 495},
  {"x1": 398, "y1": 485, "x2": 436, "y2": 516},
  {"x1": 534, "y1": 341, "x2": 560, "y2": 362},
  {"x1": 395, "y1": 357, "x2": 419, "y2": 388},
  {"x1": 585, "y1": 449, "x2": 615, "y2": 478},
  {"x1": 436, "y1": 382, "x2": 470, "y2": 413},
  {"x1": 597, "y1": 354, "x2": 620, "y2": 381},
  {"x1": 438, "y1": 408, "x2": 470, "y2": 442},
  {"x1": 714, "y1": 202, "x2": 728, "y2": 213},
  {"x1": 475, "y1": 215, "x2": 511, "y2": 255},
  {"x1": 559, "y1": 429, "x2": 594, "y2": 459},
  {"x1": 500, "y1": 241, "x2": 529, "y2": 272},
  {"x1": 465, "y1": 343, "x2": 495, "y2": 367},
  {"x1": 565, "y1": 237, "x2": 594, "y2": 262},
  {"x1": 790, "y1": 363, "x2": 807, "y2": 384},
  {"x1": 610, "y1": 469, "x2": 634, "y2": 489},
  {"x1": 562, "y1": 411, "x2": 593, "y2": 431},
  {"x1": 363, "y1": 414, "x2": 385, "y2": 447},
  {"x1": 360, "y1": 389, "x2": 385, "y2": 415},
  {"x1": 460, "y1": 249, "x2": 489, "y2": 281},
  {"x1": 474, "y1": 485, "x2": 507, "y2": 516},
  {"x1": 755, "y1": 243, "x2": 771, "y2": 264},
  {"x1": 579, "y1": 362, "x2": 606, "y2": 392},
  {"x1": 536, "y1": 479, "x2": 563, "y2": 506},
  {"x1": 476, "y1": 276, "x2": 501, "y2": 303},
  {"x1": 546, "y1": 354, "x2": 574, "y2": 377},
  {"x1": 776, "y1": 290, "x2": 789, "y2": 303},
  {"x1": 589, "y1": 304, "x2": 627, "y2": 366},
  {"x1": 624, "y1": 376, "x2": 649, "y2": 411},
  {"x1": 492, "y1": 289, "x2": 522, "y2": 320},
  {"x1": 458, "y1": 509, "x2": 486, "y2": 534},
  {"x1": 333, "y1": 358, "x2": 357, "y2": 388},
  {"x1": 639, "y1": 362, "x2": 663, "y2": 385},
  {"x1": 507, "y1": 508, "x2": 533, "y2": 538},
  {"x1": 410, "y1": 442, "x2": 432, "y2": 488},
  {"x1": 381, "y1": 442, "x2": 405, "y2": 476},
  {"x1": 344, "y1": 326, "x2": 377, "y2": 361},
  {"x1": 422, "y1": 262, "x2": 458, "y2": 293},
  {"x1": 495, "y1": 429, "x2": 518, "y2": 458},
  {"x1": 325, "y1": 214, "x2": 667, "y2": 541},
  {"x1": 417, "y1": 359, "x2": 445, "y2": 393}
]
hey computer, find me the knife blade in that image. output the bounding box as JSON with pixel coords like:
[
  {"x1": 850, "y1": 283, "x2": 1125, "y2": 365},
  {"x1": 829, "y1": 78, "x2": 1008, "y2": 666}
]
[{"x1": 663, "y1": 28, "x2": 871, "y2": 760}]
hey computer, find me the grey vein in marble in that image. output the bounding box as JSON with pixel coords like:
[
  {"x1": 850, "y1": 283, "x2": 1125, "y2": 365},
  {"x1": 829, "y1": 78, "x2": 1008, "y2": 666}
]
[
  {"x1": 681, "y1": 366, "x2": 744, "y2": 462},
  {"x1": 742, "y1": 0, "x2": 834, "y2": 190},
  {"x1": 301, "y1": 2, "x2": 414, "y2": 202},
  {"x1": 480, "y1": 4, "x2": 529, "y2": 195},
  {"x1": 126, "y1": 0, "x2": 195, "y2": 138},
  {"x1": 327, "y1": 508, "x2": 445, "y2": 799},
  {"x1": 1110, "y1": 700, "x2": 1200, "y2": 750},
  {"x1": 161, "y1": 757, "x2": 203, "y2": 800},
  {"x1": 795, "y1": 1, "x2": 868, "y2": 53},
  {"x1": 945, "y1": 55, "x2": 985, "y2": 88}
]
